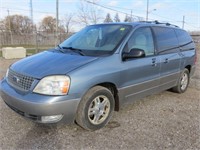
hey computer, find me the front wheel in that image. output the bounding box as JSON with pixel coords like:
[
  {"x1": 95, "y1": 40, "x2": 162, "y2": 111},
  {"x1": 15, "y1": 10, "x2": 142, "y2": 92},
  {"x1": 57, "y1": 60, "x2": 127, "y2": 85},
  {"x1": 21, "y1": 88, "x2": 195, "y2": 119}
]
[
  {"x1": 76, "y1": 86, "x2": 115, "y2": 131},
  {"x1": 172, "y1": 69, "x2": 190, "y2": 93}
]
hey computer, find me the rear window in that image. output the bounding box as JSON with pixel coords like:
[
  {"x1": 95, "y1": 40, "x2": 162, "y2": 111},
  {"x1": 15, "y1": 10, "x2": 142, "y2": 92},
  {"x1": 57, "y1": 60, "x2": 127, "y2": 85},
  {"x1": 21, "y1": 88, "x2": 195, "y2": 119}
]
[
  {"x1": 175, "y1": 29, "x2": 193, "y2": 46},
  {"x1": 153, "y1": 27, "x2": 179, "y2": 52}
]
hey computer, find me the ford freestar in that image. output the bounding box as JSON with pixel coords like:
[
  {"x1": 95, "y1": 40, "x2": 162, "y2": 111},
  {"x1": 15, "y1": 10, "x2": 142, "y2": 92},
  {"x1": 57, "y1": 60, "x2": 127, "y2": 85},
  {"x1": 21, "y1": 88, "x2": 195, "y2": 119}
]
[{"x1": 0, "y1": 21, "x2": 196, "y2": 130}]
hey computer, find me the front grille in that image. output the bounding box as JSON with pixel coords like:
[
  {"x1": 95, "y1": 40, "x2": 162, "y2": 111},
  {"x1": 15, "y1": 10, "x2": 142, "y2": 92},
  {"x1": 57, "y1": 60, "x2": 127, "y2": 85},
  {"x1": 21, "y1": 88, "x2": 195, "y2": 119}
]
[
  {"x1": 7, "y1": 69, "x2": 34, "y2": 91},
  {"x1": 5, "y1": 102, "x2": 39, "y2": 121}
]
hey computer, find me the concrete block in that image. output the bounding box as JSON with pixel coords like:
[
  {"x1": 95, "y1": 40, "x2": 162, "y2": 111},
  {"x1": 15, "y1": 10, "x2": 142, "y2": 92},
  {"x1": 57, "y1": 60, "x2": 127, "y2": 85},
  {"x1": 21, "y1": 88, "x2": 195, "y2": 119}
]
[{"x1": 2, "y1": 47, "x2": 26, "y2": 59}]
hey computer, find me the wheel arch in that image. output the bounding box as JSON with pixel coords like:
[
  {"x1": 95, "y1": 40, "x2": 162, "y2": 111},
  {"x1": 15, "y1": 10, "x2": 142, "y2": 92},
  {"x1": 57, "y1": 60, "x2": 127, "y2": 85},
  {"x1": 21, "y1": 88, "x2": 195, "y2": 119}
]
[
  {"x1": 96, "y1": 82, "x2": 120, "y2": 111},
  {"x1": 185, "y1": 65, "x2": 191, "y2": 73}
]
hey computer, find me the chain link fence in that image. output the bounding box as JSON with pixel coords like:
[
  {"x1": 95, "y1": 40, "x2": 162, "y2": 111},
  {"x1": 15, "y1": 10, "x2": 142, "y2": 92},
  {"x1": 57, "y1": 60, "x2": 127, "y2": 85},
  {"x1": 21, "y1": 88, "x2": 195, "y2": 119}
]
[{"x1": 0, "y1": 30, "x2": 73, "y2": 52}]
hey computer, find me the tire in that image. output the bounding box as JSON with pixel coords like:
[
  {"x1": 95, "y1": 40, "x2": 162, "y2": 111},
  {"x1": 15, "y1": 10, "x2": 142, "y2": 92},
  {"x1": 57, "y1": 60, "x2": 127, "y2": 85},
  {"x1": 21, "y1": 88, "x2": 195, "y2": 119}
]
[
  {"x1": 76, "y1": 86, "x2": 115, "y2": 131},
  {"x1": 172, "y1": 69, "x2": 190, "y2": 93}
]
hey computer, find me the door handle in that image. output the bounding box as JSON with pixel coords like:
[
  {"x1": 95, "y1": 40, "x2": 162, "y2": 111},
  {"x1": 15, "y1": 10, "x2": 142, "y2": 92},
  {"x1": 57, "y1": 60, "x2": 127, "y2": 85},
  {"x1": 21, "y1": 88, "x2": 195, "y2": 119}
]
[
  {"x1": 152, "y1": 58, "x2": 157, "y2": 66},
  {"x1": 164, "y1": 58, "x2": 169, "y2": 63}
]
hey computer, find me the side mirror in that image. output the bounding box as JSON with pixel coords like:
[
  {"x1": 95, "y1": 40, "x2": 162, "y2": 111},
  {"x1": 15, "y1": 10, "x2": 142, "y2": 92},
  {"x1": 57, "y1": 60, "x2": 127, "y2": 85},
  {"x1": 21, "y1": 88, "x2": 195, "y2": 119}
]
[{"x1": 122, "y1": 48, "x2": 145, "y2": 60}]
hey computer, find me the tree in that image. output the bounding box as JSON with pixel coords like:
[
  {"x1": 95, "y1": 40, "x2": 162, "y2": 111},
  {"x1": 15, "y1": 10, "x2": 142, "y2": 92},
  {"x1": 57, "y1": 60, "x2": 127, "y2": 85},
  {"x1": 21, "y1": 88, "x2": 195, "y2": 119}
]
[
  {"x1": 104, "y1": 13, "x2": 113, "y2": 23},
  {"x1": 3, "y1": 15, "x2": 34, "y2": 34},
  {"x1": 77, "y1": 0, "x2": 103, "y2": 26},
  {"x1": 39, "y1": 16, "x2": 56, "y2": 33},
  {"x1": 124, "y1": 14, "x2": 132, "y2": 22},
  {"x1": 114, "y1": 13, "x2": 120, "y2": 22},
  {"x1": 63, "y1": 13, "x2": 74, "y2": 34},
  {"x1": 0, "y1": 20, "x2": 5, "y2": 31}
]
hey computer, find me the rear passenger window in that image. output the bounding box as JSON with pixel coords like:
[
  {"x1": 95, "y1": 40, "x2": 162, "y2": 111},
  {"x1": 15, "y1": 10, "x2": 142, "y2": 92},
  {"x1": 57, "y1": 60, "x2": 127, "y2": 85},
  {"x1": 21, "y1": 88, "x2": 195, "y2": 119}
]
[
  {"x1": 175, "y1": 29, "x2": 193, "y2": 46},
  {"x1": 153, "y1": 27, "x2": 179, "y2": 52}
]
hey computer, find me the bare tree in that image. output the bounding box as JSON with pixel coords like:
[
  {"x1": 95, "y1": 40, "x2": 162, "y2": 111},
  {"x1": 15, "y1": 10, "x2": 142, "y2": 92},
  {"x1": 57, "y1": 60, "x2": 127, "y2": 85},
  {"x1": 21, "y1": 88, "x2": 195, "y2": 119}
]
[
  {"x1": 39, "y1": 16, "x2": 65, "y2": 33},
  {"x1": 63, "y1": 13, "x2": 74, "y2": 34},
  {"x1": 77, "y1": 0, "x2": 103, "y2": 26},
  {"x1": 39, "y1": 16, "x2": 56, "y2": 33},
  {"x1": 3, "y1": 15, "x2": 34, "y2": 34},
  {"x1": 0, "y1": 20, "x2": 5, "y2": 31}
]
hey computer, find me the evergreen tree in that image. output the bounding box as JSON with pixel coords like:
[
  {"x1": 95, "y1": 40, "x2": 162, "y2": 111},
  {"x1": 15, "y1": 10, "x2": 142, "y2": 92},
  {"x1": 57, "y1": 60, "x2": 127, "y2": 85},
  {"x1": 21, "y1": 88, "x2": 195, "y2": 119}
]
[
  {"x1": 104, "y1": 13, "x2": 113, "y2": 23},
  {"x1": 114, "y1": 13, "x2": 120, "y2": 22},
  {"x1": 124, "y1": 14, "x2": 132, "y2": 22}
]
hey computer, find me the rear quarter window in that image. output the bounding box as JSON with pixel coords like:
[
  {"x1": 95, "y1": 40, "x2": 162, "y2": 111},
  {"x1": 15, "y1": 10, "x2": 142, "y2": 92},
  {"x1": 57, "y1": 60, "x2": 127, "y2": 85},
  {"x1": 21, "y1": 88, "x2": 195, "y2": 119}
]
[
  {"x1": 152, "y1": 27, "x2": 179, "y2": 53},
  {"x1": 175, "y1": 29, "x2": 192, "y2": 45}
]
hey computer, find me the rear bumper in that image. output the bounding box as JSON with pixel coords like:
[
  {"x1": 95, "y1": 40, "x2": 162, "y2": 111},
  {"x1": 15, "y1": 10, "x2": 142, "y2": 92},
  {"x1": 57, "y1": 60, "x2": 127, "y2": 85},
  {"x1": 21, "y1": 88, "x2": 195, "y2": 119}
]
[{"x1": 0, "y1": 78, "x2": 80, "y2": 124}]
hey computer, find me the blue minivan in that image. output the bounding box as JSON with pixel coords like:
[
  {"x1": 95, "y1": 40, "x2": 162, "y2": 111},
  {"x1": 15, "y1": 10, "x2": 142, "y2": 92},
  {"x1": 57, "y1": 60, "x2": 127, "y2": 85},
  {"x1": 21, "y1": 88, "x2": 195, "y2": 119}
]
[{"x1": 0, "y1": 21, "x2": 196, "y2": 130}]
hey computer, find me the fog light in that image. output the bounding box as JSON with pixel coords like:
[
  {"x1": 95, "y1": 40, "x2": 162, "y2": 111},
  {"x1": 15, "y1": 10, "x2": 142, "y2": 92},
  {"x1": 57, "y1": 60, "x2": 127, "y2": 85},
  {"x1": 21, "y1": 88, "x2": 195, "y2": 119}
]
[{"x1": 41, "y1": 115, "x2": 63, "y2": 123}]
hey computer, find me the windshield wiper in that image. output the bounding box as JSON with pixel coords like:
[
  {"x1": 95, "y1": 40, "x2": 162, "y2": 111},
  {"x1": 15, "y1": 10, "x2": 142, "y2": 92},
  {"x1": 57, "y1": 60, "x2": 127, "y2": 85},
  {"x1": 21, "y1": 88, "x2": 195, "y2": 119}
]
[
  {"x1": 62, "y1": 46, "x2": 85, "y2": 56},
  {"x1": 56, "y1": 45, "x2": 65, "y2": 53},
  {"x1": 57, "y1": 45, "x2": 62, "y2": 49}
]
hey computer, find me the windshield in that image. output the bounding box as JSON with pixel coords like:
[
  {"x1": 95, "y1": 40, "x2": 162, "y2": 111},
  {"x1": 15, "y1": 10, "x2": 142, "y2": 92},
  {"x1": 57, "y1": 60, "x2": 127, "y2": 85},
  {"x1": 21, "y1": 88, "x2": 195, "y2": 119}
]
[{"x1": 59, "y1": 24, "x2": 132, "y2": 56}]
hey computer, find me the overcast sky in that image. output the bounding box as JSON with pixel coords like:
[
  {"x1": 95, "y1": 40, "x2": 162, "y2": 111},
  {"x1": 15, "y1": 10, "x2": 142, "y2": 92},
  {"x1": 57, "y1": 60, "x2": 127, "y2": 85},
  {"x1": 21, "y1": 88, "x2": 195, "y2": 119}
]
[{"x1": 0, "y1": 0, "x2": 199, "y2": 31}]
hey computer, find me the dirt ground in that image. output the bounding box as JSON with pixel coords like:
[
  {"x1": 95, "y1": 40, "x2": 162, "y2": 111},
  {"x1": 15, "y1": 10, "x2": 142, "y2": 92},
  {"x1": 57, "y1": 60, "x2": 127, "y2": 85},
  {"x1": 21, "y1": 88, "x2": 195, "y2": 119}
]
[{"x1": 0, "y1": 49, "x2": 199, "y2": 149}]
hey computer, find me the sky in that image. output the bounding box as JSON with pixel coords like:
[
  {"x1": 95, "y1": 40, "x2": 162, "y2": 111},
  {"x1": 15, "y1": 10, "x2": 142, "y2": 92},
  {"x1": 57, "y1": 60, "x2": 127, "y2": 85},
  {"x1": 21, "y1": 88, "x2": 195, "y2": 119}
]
[{"x1": 0, "y1": 0, "x2": 200, "y2": 31}]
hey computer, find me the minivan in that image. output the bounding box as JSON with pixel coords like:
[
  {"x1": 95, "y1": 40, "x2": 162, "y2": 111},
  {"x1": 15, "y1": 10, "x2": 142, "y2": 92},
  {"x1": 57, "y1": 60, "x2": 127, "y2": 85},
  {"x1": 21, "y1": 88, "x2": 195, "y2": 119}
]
[{"x1": 0, "y1": 21, "x2": 196, "y2": 130}]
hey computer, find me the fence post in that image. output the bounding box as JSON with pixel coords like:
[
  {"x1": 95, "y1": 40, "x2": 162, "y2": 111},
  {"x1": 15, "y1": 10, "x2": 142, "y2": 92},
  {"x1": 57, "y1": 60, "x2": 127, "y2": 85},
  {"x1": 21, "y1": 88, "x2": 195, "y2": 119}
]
[
  {"x1": 10, "y1": 30, "x2": 13, "y2": 45},
  {"x1": 0, "y1": 31, "x2": 2, "y2": 49},
  {"x1": 35, "y1": 31, "x2": 38, "y2": 53}
]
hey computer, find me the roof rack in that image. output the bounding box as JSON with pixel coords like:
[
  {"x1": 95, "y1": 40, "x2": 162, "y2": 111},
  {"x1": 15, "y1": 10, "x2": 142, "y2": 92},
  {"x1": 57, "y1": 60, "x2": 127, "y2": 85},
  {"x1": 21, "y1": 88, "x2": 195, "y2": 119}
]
[{"x1": 140, "y1": 20, "x2": 179, "y2": 28}]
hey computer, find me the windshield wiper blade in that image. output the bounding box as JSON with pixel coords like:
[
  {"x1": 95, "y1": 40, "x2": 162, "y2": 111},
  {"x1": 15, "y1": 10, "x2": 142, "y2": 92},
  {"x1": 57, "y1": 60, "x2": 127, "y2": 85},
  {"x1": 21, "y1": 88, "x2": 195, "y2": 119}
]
[
  {"x1": 62, "y1": 47, "x2": 85, "y2": 56},
  {"x1": 57, "y1": 45, "x2": 62, "y2": 49},
  {"x1": 56, "y1": 45, "x2": 65, "y2": 53}
]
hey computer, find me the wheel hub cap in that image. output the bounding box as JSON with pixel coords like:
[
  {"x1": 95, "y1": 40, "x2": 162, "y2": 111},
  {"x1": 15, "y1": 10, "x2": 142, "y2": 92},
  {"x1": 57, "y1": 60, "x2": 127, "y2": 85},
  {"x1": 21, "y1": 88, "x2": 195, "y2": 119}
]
[
  {"x1": 88, "y1": 95, "x2": 110, "y2": 125},
  {"x1": 180, "y1": 73, "x2": 188, "y2": 90}
]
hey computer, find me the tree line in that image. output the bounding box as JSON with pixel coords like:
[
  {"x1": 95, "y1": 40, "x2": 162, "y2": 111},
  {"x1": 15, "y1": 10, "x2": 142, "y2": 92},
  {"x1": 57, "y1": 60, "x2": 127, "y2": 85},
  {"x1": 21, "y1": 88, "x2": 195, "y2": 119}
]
[
  {"x1": 0, "y1": 13, "x2": 134, "y2": 34},
  {"x1": 0, "y1": 1, "x2": 136, "y2": 35}
]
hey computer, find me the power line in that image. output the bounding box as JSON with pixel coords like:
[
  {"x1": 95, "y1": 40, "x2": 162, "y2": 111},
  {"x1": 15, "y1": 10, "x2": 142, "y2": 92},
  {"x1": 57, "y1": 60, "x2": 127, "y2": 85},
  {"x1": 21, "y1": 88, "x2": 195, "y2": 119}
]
[
  {"x1": 0, "y1": 7, "x2": 56, "y2": 15},
  {"x1": 150, "y1": 12, "x2": 180, "y2": 23},
  {"x1": 84, "y1": 0, "x2": 144, "y2": 20},
  {"x1": 184, "y1": 22, "x2": 200, "y2": 29},
  {"x1": 1, "y1": 2, "x2": 199, "y2": 30}
]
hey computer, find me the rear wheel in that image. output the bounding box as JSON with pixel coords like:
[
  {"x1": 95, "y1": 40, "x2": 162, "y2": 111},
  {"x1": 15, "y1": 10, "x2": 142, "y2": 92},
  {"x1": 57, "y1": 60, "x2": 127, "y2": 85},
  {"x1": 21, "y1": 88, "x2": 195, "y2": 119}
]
[
  {"x1": 76, "y1": 86, "x2": 115, "y2": 131},
  {"x1": 172, "y1": 69, "x2": 190, "y2": 93}
]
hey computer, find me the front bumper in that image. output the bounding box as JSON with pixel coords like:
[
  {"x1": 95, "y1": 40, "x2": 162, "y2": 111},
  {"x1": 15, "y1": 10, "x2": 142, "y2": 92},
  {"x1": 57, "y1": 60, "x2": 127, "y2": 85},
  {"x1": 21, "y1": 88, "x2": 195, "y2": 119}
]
[{"x1": 0, "y1": 78, "x2": 80, "y2": 124}]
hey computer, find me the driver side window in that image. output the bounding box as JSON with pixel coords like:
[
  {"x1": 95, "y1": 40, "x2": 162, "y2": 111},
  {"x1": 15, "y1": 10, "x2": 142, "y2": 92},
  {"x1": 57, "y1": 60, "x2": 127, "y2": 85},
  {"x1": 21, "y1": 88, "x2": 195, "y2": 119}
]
[{"x1": 126, "y1": 27, "x2": 154, "y2": 56}]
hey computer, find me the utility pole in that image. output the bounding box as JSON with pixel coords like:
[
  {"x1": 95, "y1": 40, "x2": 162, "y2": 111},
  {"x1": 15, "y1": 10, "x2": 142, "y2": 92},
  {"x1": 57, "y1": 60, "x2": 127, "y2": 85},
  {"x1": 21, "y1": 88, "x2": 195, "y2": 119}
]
[
  {"x1": 55, "y1": 0, "x2": 59, "y2": 46},
  {"x1": 146, "y1": 0, "x2": 149, "y2": 21},
  {"x1": 7, "y1": 9, "x2": 13, "y2": 45},
  {"x1": 182, "y1": 15, "x2": 185, "y2": 29},
  {"x1": 30, "y1": 0, "x2": 33, "y2": 23},
  {"x1": 30, "y1": 0, "x2": 33, "y2": 31}
]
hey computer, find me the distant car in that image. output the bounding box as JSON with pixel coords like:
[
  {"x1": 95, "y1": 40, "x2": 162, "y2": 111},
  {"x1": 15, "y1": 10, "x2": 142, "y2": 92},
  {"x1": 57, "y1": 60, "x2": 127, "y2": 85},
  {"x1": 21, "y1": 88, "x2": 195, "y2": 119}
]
[{"x1": 0, "y1": 21, "x2": 196, "y2": 130}]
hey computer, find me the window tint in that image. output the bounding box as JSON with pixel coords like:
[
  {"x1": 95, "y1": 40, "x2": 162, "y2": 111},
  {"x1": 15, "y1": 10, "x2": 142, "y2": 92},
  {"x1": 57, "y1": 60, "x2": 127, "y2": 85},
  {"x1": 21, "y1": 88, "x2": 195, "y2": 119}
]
[
  {"x1": 175, "y1": 29, "x2": 193, "y2": 46},
  {"x1": 126, "y1": 27, "x2": 154, "y2": 56},
  {"x1": 153, "y1": 27, "x2": 179, "y2": 52}
]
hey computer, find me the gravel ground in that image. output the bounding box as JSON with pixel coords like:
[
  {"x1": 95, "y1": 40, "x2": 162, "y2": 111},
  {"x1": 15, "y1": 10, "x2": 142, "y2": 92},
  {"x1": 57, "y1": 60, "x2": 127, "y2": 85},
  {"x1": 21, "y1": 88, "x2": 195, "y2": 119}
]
[{"x1": 0, "y1": 49, "x2": 199, "y2": 149}]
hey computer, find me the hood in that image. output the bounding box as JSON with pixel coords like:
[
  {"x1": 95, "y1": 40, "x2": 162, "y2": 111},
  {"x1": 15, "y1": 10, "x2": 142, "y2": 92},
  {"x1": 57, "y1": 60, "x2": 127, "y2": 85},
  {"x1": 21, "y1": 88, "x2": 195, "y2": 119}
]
[{"x1": 11, "y1": 50, "x2": 98, "y2": 79}]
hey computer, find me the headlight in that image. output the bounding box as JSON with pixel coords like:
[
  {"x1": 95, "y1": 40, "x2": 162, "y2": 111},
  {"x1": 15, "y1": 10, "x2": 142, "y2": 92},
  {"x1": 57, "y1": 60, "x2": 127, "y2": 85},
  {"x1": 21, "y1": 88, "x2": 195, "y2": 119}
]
[{"x1": 33, "y1": 75, "x2": 70, "y2": 95}]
